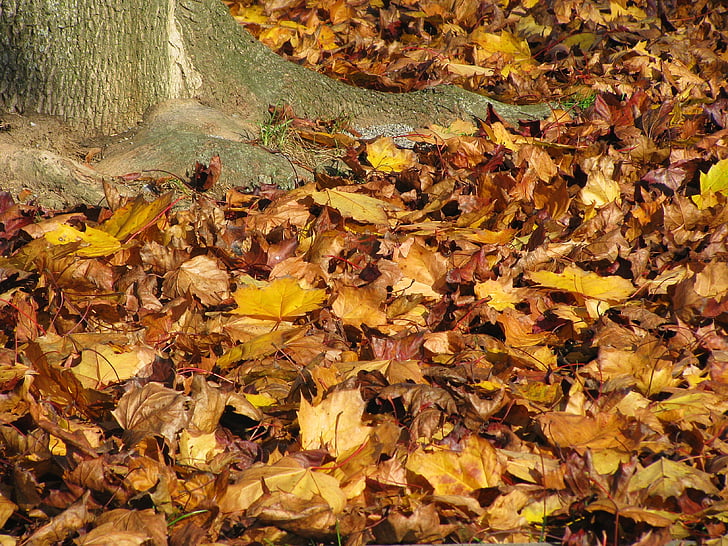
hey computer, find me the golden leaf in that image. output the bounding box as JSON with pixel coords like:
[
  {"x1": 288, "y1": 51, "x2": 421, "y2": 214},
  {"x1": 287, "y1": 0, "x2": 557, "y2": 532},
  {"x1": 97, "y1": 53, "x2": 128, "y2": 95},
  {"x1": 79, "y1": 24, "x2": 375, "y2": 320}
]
[
  {"x1": 232, "y1": 277, "x2": 326, "y2": 321},
  {"x1": 365, "y1": 137, "x2": 418, "y2": 173},
  {"x1": 310, "y1": 188, "x2": 397, "y2": 224},
  {"x1": 406, "y1": 435, "x2": 501, "y2": 495},
  {"x1": 44, "y1": 224, "x2": 121, "y2": 257},
  {"x1": 526, "y1": 265, "x2": 634, "y2": 302},
  {"x1": 299, "y1": 388, "x2": 371, "y2": 457},
  {"x1": 100, "y1": 193, "x2": 173, "y2": 241}
]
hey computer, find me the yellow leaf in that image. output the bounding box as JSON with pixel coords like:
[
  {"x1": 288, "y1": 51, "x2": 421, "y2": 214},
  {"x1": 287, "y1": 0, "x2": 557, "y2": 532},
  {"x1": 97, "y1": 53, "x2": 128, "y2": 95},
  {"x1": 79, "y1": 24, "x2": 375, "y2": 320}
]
[
  {"x1": 310, "y1": 189, "x2": 396, "y2": 225},
  {"x1": 365, "y1": 137, "x2": 418, "y2": 173},
  {"x1": 178, "y1": 429, "x2": 222, "y2": 471},
  {"x1": 474, "y1": 279, "x2": 526, "y2": 311},
  {"x1": 526, "y1": 265, "x2": 634, "y2": 302},
  {"x1": 220, "y1": 456, "x2": 346, "y2": 514},
  {"x1": 628, "y1": 459, "x2": 718, "y2": 499},
  {"x1": 331, "y1": 285, "x2": 387, "y2": 327},
  {"x1": 693, "y1": 158, "x2": 728, "y2": 209},
  {"x1": 244, "y1": 392, "x2": 277, "y2": 407},
  {"x1": 299, "y1": 389, "x2": 371, "y2": 457},
  {"x1": 44, "y1": 224, "x2": 121, "y2": 257},
  {"x1": 216, "y1": 326, "x2": 306, "y2": 368},
  {"x1": 580, "y1": 174, "x2": 621, "y2": 208},
  {"x1": 72, "y1": 345, "x2": 155, "y2": 388},
  {"x1": 406, "y1": 435, "x2": 501, "y2": 495},
  {"x1": 232, "y1": 277, "x2": 326, "y2": 321},
  {"x1": 231, "y1": 4, "x2": 268, "y2": 24},
  {"x1": 472, "y1": 30, "x2": 531, "y2": 62},
  {"x1": 100, "y1": 193, "x2": 173, "y2": 241}
]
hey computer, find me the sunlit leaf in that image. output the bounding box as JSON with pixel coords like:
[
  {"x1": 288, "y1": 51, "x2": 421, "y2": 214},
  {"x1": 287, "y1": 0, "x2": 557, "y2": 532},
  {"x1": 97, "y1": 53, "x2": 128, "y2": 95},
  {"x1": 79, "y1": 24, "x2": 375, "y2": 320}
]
[
  {"x1": 100, "y1": 193, "x2": 173, "y2": 241},
  {"x1": 365, "y1": 137, "x2": 418, "y2": 173},
  {"x1": 628, "y1": 458, "x2": 718, "y2": 499},
  {"x1": 406, "y1": 435, "x2": 501, "y2": 495},
  {"x1": 44, "y1": 224, "x2": 121, "y2": 257},
  {"x1": 112, "y1": 383, "x2": 191, "y2": 444},
  {"x1": 72, "y1": 344, "x2": 155, "y2": 388},
  {"x1": 526, "y1": 265, "x2": 634, "y2": 302},
  {"x1": 693, "y1": 158, "x2": 728, "y2": 209},
  {"x1": 310, "y1": 189, "x2": 396, "y2": 224},
  {"x1": 232, "y1": 277, "x2": 326, "y2": 321},
  {"x1": 299, "y1": 388, "x2": 371, "y2": 457}
]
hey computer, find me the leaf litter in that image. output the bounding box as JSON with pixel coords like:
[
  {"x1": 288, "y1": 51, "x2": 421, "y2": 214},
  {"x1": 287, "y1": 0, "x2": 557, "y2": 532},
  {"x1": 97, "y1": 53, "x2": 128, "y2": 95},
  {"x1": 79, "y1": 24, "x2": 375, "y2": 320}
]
[{"x1": 2, "y1": 0, "x2": 728, "y2": 544}]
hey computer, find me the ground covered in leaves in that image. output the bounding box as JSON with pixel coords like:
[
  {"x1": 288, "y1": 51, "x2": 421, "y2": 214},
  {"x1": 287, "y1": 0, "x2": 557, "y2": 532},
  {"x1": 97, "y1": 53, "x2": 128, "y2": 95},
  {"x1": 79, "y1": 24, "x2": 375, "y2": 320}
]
[{"x1": 2, "y1": 0, "x2": 728, "y2": 544}]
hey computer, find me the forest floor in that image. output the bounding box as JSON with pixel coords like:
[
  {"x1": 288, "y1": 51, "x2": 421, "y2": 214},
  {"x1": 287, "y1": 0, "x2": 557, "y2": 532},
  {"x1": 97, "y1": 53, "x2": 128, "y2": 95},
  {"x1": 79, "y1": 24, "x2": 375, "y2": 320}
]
[{"x1": 1, "y1": 0, "x2": 728, "y2": 545}]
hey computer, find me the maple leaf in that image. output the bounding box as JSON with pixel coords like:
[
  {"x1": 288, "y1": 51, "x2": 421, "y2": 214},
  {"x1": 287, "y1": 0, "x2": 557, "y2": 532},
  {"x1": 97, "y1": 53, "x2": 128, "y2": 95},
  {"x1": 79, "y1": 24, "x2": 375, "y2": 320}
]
[
  {"x1": 405, "y1": 434, "x2": 501, "y2": 495},
  {"x1": 100, "y1": 193, "x2": 173, "y2": 241},
  {"x1": 526, "y1": 265, "x2": 634, "y2": 303},
  {"x1": 628, "y1": 458, "x2": 718, "y2": 500},
  {"x1": 112, "y1": 383, "x2": 191, "y2": 444},
  {"x1": 72, "y1": 344, "x2": 155, "y2": 389},
  {"x1": 232, "y1": 277, "x2": 326, "y2": 321},
  {"x1": 44, "y1": 224, "x2": 121, "y2": 257},
  {"x1": 309, "y1": 188, "x2": 397, "y2": 224},
  {"x1": 220, "y1": 456, "x2": 346, "y2": 514},
  {"x1": 693, "y1": 158, "x2": 728, "y2": 209},
  {"x1": 365, "y1": 137, "x2": 418, "y2": 172},
  {"x1": 299, "y1": 388, "x2": 371, "y2": 457}
]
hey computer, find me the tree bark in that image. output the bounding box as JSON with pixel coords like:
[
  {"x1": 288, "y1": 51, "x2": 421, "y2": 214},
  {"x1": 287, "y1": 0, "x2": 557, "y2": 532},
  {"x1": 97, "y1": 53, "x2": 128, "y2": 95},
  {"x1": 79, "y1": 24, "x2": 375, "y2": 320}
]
[
  {"x1": 1, "y1": 0, "x2": 550, "y2": 136},
  {"x1": 0, "y1": 0, "x2": 552, "y2": 206}
]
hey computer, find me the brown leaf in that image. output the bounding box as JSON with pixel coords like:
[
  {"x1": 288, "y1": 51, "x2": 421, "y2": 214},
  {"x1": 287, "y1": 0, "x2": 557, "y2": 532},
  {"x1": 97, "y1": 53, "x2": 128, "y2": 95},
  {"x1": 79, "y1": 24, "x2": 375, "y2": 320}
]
[
  {"x1": 112, "y1": 382, "x2": 191, "y2": 445},
  {"x1": 188, "y1": 154, "x2": 222, "y2": 192}
]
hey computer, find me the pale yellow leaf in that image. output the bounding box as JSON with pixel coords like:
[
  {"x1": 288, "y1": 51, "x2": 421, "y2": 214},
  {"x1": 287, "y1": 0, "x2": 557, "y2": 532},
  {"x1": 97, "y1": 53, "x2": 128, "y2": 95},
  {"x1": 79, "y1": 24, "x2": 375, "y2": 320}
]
[
  {"x1": 73, "y1": 345, "x2": 155, "y2": 388},
  {"x1": 299, "y1": 389, "x2": 371, "y2": 457},
  {"x1": 310, "y1": 188, "x2": 397, "y2": 224},
  {"x1": 526, "y1": 265, "x2": 634, "y2": 302}
]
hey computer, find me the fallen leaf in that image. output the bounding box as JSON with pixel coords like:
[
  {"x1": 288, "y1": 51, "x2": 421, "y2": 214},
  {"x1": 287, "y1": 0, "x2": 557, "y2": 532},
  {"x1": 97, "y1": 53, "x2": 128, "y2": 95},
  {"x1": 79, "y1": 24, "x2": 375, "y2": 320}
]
[
  {"x1": 44, "y1": 224, "x2": 121, "y2": 257},
  {"x1": 527, "y1": 265, "x2": 634, "y2": 302},
  {"x1": 365, "y1": 137, "x2": 418, "y2": 172},
  {"x1": 310, "y1": 188, "x2": 397, "y2": 224},
  {"x1": 232, "y1": 277, "x2": 326, "y2": 321},
  {"x1": 628, "y1": 458, "x2": 718, "y2": 499},
  {"x1": 112, "y1": 383, "x2": 191, "y2": 444},
  {"x1": 406, "y1": 434, "x2": 501, "y2": 495},
  {"x1": 299, "y1": 388, "x2": 371, "y2": 457}
]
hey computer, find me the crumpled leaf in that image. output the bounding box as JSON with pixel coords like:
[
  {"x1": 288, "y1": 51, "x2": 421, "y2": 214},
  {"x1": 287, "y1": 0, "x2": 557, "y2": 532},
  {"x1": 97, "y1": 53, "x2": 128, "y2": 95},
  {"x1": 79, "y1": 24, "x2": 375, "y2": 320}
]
[
  {"x1": 162, "y1": 255, "x2": 229, "y2": 306},
  {"x1": 232, "y1": 277, "x2": 326, "y2": 321},
  {"x1": 112, "y1": 383, "x2": 191, "y2": 444},
  {"x1": 78, "y1": 508, "x2": 167, "y2": 546},
  {"x1": 220, "y1": 456, "x2": 346, "y2": 514}
]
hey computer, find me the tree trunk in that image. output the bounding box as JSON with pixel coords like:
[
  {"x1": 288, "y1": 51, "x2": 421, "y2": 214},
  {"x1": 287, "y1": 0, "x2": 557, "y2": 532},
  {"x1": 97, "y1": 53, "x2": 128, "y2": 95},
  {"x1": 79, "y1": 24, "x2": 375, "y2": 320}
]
[
  {"x1": 1, "y1": 0, "x2": 549, "y2": 135},
  {"x1": 0, "y1": 0, "x2": 551, "y2": 206}
]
